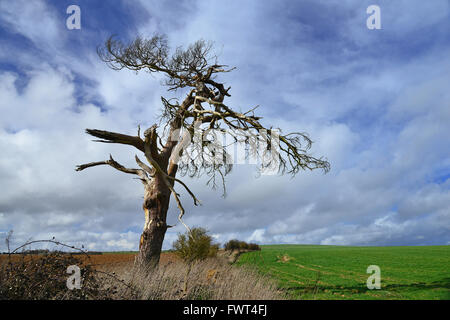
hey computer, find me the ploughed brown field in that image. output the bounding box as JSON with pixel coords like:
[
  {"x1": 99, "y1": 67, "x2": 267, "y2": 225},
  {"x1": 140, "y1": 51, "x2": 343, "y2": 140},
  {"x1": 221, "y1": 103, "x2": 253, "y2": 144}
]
[
  {"x1": 0, "y1": 252, "x2": 179, "y2": 273},
  {"x1": 83, "y1": 252, "x2": 180, "y2": 272}
]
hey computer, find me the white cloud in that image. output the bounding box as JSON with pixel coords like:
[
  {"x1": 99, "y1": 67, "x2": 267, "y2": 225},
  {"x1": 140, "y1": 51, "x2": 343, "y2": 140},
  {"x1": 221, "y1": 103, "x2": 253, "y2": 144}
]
[
  {"x1": 247, "y1": 229, "x2": 266, "y2": 243},
  {"x1": 106, "y1": 238, "x2": 136, "y2": 251},
  {"x1": 0, "y1": 0, "x2": 63, "y2": 50}
]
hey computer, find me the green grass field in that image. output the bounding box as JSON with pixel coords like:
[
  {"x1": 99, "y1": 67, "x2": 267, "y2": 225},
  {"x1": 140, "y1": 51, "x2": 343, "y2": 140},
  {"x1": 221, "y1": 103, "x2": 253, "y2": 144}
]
[{"x1": 237, "y1": 244, "x2": 450, "y2": 300}]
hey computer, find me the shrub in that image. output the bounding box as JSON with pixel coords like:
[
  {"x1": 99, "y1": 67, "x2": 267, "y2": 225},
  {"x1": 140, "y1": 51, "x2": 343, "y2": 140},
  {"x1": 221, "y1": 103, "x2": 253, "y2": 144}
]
[
  {"x1": 224, "y1": 240, "x2": 260, "y2": 251},
  {"x1": 173, "y1": 228, "x2": 218, "y2": 263},
  {"x1": 209, "y1": 243, "x2": 220, "y2": 257},
  {"x1": 248, "y1": 243, "x2": 261, "y2": 251},
  {"x1": 238, "y1": 241, "x2": 249, "y2": 250},
  {"x1": 224, "y1": 239, "x2": 240, "y2": 251}
]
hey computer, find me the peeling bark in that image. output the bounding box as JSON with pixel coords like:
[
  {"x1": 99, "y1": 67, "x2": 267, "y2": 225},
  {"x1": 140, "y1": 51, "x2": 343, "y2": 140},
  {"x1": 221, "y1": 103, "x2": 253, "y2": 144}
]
[{"x1": 135, "y1": 175, "x2": 171, "y2": 269}]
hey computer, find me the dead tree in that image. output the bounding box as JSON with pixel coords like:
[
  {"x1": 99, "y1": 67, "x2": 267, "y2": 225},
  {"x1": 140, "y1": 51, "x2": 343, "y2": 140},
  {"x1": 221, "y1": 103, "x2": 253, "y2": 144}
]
[{"x1": 76, "y1": 34, "x2": 330, "y2": 269}]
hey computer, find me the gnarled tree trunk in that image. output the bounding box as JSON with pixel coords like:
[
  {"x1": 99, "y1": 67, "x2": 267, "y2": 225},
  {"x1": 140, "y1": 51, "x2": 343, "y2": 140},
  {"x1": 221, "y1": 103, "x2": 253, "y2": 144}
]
[{"x1": 135, "y1": 175, "x2": 171, "y2": 269}]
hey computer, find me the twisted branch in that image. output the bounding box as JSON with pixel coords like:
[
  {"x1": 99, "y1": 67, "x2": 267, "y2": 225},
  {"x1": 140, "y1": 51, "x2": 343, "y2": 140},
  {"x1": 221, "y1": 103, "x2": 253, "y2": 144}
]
[{"x1": 76, "y1": 154, "x2": 151, "y2": 185}]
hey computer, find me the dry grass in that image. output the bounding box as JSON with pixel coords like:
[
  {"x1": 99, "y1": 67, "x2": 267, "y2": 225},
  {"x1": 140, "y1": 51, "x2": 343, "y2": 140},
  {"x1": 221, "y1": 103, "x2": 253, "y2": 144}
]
[
  {"x1": 119, "y1": 256, "x2": 286, "y2": 300},
  {"x1": 277, "y1": 254, "x2": 293, "y2": 263}
]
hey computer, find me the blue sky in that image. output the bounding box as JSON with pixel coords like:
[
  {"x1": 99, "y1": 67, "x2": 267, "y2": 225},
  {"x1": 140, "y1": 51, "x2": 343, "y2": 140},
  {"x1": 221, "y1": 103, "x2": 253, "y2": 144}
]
[{"x1": 0, "y1": 0, "x2": 449, "y2": 251}]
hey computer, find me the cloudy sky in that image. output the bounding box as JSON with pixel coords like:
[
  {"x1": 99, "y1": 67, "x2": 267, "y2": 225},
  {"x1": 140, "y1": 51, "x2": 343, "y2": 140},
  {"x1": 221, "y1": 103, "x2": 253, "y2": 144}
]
[{"x1": 0, "y1": 0, "x2": 449, "y2": 251}]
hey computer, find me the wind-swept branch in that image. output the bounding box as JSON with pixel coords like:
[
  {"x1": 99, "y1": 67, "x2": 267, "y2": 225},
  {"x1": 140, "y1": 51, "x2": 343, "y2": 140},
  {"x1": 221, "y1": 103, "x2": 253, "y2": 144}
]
[
  {"x1": 85, "y1": 129, "x2": 146, "y2": 153},
  {"x1": 76, "y1": 154, "x2": 151, "y2": 185}
]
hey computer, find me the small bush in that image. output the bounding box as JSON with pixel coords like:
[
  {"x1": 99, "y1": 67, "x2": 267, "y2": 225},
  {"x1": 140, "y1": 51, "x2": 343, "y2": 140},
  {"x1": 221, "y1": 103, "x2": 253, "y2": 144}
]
[
  {"x1": 224, "y1": 240, "x2": 260, "y2": 251},
  {"x1": 209, "y1": 243, "x2": 220, "y2": 257},
  {"x1": 224, "y1": 239, "x2": 240, "y2": 251},
  {"x1": 239, "y1": 241, "x2": 249, "y2": 250},
  {"x1": 248, "y1": 243, "x2": 261, "y2": 251},
  {"x1": 173, "y1": 228, "x2": 218, "y2": 263}
]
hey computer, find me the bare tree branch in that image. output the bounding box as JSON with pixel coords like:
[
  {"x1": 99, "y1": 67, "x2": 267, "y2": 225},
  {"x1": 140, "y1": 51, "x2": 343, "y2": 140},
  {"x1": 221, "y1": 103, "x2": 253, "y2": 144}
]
[
  {"x1": 76, "y1": 154, "x2": 151, "y2": 185},
  {"x1": 86, "y1": 129, "x2": 145, "y2": 153}
]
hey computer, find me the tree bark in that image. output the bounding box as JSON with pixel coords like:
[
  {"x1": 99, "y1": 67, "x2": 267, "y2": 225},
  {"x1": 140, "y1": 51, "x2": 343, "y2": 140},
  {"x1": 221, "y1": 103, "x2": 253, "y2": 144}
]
[{"x1": 135, "y1": 174, "x2": 171, "y2": 269}]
